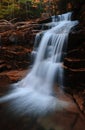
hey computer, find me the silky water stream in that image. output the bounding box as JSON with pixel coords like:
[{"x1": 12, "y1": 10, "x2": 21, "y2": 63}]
[{"x1": 0, "y1": 12, "x2": 78, "y2": 117}]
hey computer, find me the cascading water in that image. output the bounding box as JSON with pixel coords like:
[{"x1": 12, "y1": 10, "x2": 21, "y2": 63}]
[{"x1": 0, "y1": 12, "x2": 78, "y2": 117}]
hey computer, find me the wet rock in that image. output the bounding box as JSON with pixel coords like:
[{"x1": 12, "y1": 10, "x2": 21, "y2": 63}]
[
  {"x1": 0, "y1": 75, "x2": 10, "y2": 85},
  {"x1": 73, "y1": 91, "x2": 85, "y2": 114},
  {"x1": 64, "y1": 5, "x2": 85, "y2": 91},
  {"x1": 0, "y1": 46, "x2": 31, "y2": 71},
  {"x1": 0, "y1": 75, "x2": 11, "y2": 95},
  {"x1": 63, "y1": 66, "x2": 85, "y2": 90},
  {"x1": 0, "y1": 69, "x2": 27, "y2": 83},
  {"x1": 67, "y1": 28, "x2": 85, "y2": 51}
]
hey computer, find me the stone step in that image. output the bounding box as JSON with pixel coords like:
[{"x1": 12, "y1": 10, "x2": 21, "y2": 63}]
[
  {"x1": 66, "y1": 49, "x2": 85, "y2": 59},
  {"x1": 0, "y1": 60, "x2": 5, "y2": 65},
  {"x1": 0, "y1": 64, "x2": 7, "y2": 72},
  {"x1": 67, "y1": 30, "x2": 85, "y2": 51},
  {"x1": 63, "y1": 65, "x2": 85, "y2": 89},
  {"x1": 63, "y1": 65, "x2": 85, "y2": 72},
  {"x1": 64, "y1": 58, "x2": 85, "y2": 69}
]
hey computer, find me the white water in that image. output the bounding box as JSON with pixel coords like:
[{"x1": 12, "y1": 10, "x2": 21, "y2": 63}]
[{"x1": 0, "y1": 12, "x2": 78, "y2": 117}]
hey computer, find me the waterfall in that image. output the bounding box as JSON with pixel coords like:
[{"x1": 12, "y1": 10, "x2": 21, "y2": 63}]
[
  {"x1": 0, "y1": 12, "x2": 78, "y2": 117},
  {"x1": 52, "y1": 12, "x2": 72, "y2": 22}
]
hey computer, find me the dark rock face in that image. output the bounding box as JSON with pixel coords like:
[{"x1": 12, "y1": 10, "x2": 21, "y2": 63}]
[
  {"x1": 0, "y1": 46, "x2": 31, "y2": 71},
  {"x1": 0, "y1": 46, "x2": 32, "y2": 83},
  {"x1": 0, "y1": 18, "x2": 50, "y2": 83},
  {"x1": 64, "y1": 0, "x2": 85, "y2": 91},
  {"x1": 63, "y1": 3, "x2": 85, "y2": 113},
  {"x1": 64, "y1": 3, "x2": 85, "y2": 90}
]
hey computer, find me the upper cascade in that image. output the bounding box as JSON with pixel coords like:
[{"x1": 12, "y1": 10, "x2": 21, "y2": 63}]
[{"x1": 51, "y1": 12, "x2": 72, "y2": 22}]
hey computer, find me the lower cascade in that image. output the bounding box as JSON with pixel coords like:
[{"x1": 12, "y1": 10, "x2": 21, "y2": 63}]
[{"x1": 0, "y1": 12, "x2": 78, "y2": 116}]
